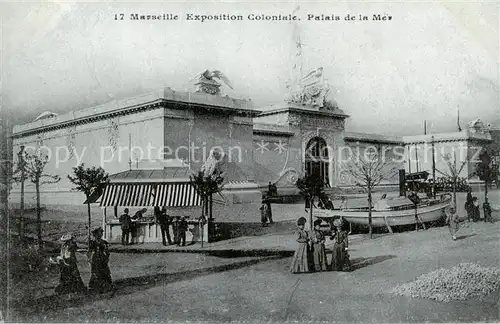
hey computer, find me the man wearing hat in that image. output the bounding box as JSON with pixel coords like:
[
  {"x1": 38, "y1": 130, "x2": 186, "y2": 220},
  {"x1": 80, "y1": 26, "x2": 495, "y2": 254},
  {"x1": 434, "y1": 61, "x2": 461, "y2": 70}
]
[
  {"x1": 87, "y1": 227, "x2": 113, "y2": 293},
  {"x1": 53, "y1": 233, "x2": 86, "y2": 294},
  {"x1": 157, "y1": 207, "x2": 173, "y2": 246},
  {"x1": 119, "y1": 208, "x2": 131, "y2": 245}
]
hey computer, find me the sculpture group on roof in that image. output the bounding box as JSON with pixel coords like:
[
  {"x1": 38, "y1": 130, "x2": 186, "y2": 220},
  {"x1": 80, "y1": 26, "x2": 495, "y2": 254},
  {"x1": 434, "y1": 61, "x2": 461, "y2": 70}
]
[
  {"x1": 285, "y1": 67, "x2": 331, "y2": 109},
  {"x1": 195, "y1": 70, "x2": 233, "y2": 95}
]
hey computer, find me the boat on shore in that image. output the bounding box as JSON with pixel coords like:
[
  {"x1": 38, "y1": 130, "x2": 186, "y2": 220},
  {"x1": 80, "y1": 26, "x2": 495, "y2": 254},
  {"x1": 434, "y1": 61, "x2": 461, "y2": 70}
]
[{"x1": 314, "y1": 193, "x2": 452, "y2": 227}]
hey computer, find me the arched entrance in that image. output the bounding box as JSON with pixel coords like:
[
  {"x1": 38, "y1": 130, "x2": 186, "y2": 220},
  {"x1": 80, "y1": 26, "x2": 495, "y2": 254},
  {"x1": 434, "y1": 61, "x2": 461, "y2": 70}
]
[{"x1": 305, "y1": 137, "x2": 330, "y2": 187}]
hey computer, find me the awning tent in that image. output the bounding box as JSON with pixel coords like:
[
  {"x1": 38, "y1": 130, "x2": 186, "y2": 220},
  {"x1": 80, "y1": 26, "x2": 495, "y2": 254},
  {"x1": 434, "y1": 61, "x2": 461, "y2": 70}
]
[{"x1": 99, "y1": 182, "x2": 202, "y2": 207}]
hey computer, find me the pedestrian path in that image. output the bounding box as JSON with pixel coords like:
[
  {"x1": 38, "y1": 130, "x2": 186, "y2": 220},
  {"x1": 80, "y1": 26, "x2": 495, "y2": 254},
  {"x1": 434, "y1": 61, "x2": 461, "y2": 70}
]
[{"x1": 109, "y1": 232, "x2": 368, "y2": 254}]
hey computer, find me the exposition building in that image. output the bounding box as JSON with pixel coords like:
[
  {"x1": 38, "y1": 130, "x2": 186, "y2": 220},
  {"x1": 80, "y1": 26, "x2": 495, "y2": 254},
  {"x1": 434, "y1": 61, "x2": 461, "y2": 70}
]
[{"x1": 9, "y1": 68, "x2": 494, "y2": 209}]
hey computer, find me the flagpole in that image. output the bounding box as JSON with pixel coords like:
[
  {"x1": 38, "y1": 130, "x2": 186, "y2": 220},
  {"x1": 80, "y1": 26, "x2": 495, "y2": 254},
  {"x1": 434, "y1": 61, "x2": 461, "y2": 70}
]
[{"x1": 128, "y1": 133, "x2": 132, "y2": 171}]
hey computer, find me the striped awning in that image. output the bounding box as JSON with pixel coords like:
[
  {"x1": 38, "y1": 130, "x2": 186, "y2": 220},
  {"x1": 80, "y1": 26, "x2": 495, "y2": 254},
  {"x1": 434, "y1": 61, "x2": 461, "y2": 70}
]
[{"x1": 99, "y1": 182, "x2": 202, "y2": 207}]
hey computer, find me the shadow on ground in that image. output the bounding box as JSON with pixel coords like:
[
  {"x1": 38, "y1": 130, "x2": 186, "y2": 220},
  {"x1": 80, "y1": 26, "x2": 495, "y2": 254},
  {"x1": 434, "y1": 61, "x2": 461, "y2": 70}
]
[
  {"x1": 349, "y1": 255, "x2": 397, "y2": 271},
  {"x1": 13, "y1": 253, "x2": 288, "y2": 320},
  {"x1": 455, "y1": 233, "x2": 477, "y2": 240},
  {"x1": 205, "y1": 250, "x2": 294, "y2": 258}
]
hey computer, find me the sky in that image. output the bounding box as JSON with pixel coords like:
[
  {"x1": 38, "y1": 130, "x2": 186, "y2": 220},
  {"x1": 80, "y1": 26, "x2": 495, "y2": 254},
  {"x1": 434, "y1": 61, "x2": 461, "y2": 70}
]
[{"x1": 2, "y1": 1, "x2": 499, "y2": 136}]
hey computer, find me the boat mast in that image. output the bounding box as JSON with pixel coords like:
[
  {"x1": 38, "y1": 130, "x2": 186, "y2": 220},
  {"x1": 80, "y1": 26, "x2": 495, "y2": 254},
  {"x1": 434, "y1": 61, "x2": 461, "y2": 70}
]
[
  {"x1": 415, "y1": 144, "x2": 419, "y2": 173},
  {"x1": 431, "y1": 135, "x2": 436, "y2": 198},
  {"x1": 408, "y1": 145, "x2": 412, "y2": 174}
]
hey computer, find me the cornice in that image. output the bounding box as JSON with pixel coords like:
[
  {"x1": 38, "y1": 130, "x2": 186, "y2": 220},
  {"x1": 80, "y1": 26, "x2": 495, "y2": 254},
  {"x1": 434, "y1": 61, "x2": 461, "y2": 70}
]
[
  {"x1": 12, "y1": 100, "x2": 164, "y2": 139},
  {"x1": 257, "y1": 107, "x2": 349, "y2": 119},
  {"x1": 12, "y1": 99, "x2": 259, "y2": 139},
  {"x1": 344, "y1": 138, "x2": 404, "y2": 145},
  {"x1": 404, "y1": 137, "x2": 492, "y2": 145},
  {"x1": 253, "y1": 129, "x2": 295, "y2": 137}
]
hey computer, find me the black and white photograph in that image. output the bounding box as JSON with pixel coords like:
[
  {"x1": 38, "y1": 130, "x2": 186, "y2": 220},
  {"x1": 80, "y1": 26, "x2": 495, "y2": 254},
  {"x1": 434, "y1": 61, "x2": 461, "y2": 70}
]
[{"x1": 1, "y1": 1, "x2": 499, "y2": 322}]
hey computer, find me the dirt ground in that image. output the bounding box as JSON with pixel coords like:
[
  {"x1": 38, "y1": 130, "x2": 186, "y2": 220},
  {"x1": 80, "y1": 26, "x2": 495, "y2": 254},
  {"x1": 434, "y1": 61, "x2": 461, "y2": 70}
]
[
  {"x1": 7, "y1": 189, "x2": 500, "y2": 322},
  {"x1": 10, "y1": 215, "x2": 500, "y2": 322}
]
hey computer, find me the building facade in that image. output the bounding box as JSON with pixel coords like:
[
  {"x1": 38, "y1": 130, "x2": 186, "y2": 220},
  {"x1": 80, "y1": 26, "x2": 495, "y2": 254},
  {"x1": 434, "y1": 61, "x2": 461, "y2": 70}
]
[{"x1": 9, "y1": 79, "x2": 494, "y2": 207}]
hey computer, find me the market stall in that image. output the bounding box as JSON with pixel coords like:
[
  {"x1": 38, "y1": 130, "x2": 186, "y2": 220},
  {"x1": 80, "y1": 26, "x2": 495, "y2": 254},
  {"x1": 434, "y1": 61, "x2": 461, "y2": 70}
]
[{"x1": 96, "y1": 169, "x2": 204, "y2": 244}]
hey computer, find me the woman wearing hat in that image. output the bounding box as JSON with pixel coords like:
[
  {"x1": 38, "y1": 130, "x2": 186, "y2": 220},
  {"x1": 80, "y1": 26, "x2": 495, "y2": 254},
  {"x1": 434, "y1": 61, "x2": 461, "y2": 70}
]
[
  {"x1": 53, "y1": 233, "x2": 86, "y2": 295},
  {"x1": 87, "y1": 227, "x2": 113, "y2": 293},
  {"x1": 446, "y1": 206, "x2": 460, "y2": 240},
  {"x1": 290, "y1": 217, "x2": 310, "y2": 273},
  {"x1": 311, "y1": 219, "x2": 328, "y2": 271},
  {"x1": 330, "y1": 218, "x2": 350, "y2": 271}
]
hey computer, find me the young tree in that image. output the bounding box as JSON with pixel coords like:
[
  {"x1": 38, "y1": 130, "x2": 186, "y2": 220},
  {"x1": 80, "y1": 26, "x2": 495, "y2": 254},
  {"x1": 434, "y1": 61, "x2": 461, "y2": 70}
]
[
  {"x1": 189, "y1": 170, "x2": 224, "y2": 244},
  {"x1": 342, "y1": 150, "x2": 398, "y2": 239},
  {"x1": 68, "y1": 164, "x2": 109, "y2": 246},
  {"x1": 476, "y1": 150, "x2": 497, "y2": 203},
  {"x1": 435, "y1": 152, "x2": 470, "y2": 208},
  {"x1": 12, "y1": 149, "x2": 60, "y2": 249},
  {"x1": 295, "y1": 174, "x2": 325, "y2": 231}
]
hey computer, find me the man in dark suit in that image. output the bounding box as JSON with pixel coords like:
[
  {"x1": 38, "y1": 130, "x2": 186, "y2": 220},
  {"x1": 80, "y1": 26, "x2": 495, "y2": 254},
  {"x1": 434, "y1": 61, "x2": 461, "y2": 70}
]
[
  {"x1": 119, "y1": 208, "x2": 131, "y2": 245},
  {"x1": 158, "y1": 207, "x2": 173, "y2": 246},
  {"x1": 178, "y1": 216, "x2": 188, "y2": 246}
]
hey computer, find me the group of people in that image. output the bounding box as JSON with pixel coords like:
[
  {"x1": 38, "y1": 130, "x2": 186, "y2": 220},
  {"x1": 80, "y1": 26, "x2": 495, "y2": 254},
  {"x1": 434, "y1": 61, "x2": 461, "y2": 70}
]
[
  {"x1": 465, "y1": 191, "x2": 493, "y2": 223},
  {"x1": 119, "y1": 207, "x2": 189, "y2": 246},
  {"x1": 154, "y1": 207, "x2": 189, "y2": 247},
  {"x1": 290, "y1": 217, "x2": 350, "y2": 274},
  {"x1": 445, "y1": 191, "x2": 494, "y2": 241},
  {"x1": 53, "y1": 226, "x2": 113, "y2": 295},
  {"x1": 118, "y1": 207, "x2": 148, "y2": 245}
]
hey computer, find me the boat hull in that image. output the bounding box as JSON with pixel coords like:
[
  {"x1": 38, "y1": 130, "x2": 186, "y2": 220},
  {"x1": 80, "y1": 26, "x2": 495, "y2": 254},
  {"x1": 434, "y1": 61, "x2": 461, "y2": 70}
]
[{"x1": 314, "y1": 198, "x2": 451, "y2": 227}]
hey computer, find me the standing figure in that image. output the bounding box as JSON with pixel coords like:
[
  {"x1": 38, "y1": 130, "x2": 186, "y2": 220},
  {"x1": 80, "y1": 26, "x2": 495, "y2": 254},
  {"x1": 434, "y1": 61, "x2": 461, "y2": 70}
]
[
  {"x1": 265, "y1": 199, "x2": 274, "y2": 224},
  {"x1": 268, "y1": 182, "x2": 278, "y2": 197},
  {"x1": 172, "y1": 216, "x2": 181, "y2": 246},
  {"x1": 330, "y1": 219, "x2": 350, "y2": 271},
  {"x1": 131, "y1": 208, "x2": 147, "y2": 244},
  {"x1": 87, "y1": 227, "x2": 113, "y2": 293},
  {"x1": 53, "y1": 233, "x2": 86, "y2": 295},
  {"x1": 119, "y1": 208, "x2": 131, "y2": 245},
  {"x1": 290, "y1": 217, "x2": 310, "y2": 273},
  {"x1": 483, "y1": 201, "x2": 493, "y2": 223},
  {"x1": 446, "y1": 206, "x2": 460, "y2": 240},
  {"x1": 465, "y1": 190, "x2": 474, "y2": 222},
  {"x1": 311, "y1": 219, "x2": 328, "y2": 271},
  {"x1": 260, "y1": 203, "x2": 268, "y2": 227},
  {"x1": 472, "y1": 197, "x2": 481, "y2": 222},
  {"x1": 158, "y1": 207, "x2": 173, "y2": 246},
  {"x1": 178, "y1": 216, "x2": 188, "y2": 246}
]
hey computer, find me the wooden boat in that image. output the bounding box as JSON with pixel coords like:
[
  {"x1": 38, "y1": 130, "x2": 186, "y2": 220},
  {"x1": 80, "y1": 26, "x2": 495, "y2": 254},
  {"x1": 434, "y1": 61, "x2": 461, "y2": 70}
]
[{"x1": 313, "y1": 193, "x2": 452, "y2": 228}]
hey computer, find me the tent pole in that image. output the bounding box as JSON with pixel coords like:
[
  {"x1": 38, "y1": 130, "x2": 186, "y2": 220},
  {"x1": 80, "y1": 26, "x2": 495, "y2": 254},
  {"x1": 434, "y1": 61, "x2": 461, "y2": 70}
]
[{"x1": 102, "y1": 208, "x2": 107, "y2": 239}]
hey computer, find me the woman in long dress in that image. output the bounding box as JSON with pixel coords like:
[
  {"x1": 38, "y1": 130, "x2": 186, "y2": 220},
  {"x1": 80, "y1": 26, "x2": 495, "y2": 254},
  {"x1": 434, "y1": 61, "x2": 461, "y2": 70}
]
[
  {"x1": 311, "y1": 219, "x2": 328, "y2": 271},
  {"x1": 330, "y1": 219, "x2": 350, "y2": 271},
  {"x1": 446, "y1": 206, "x2": 460, "y2": 240},
  {"x1": 290, "y1": 217, "x2": 310, "y2": 273},
  {"x1": 88, "y1": 227, "x2": 113, "y2": 293},
  {"x1": 53, "y1": 233, "x2": 86, "y2": 295},
  {"x1": 472, "y1": 197, "x2": 481, "y2": 222},
  {"x1": 464, "y1": 190, "x2": 474, "y2": 222}
]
